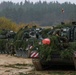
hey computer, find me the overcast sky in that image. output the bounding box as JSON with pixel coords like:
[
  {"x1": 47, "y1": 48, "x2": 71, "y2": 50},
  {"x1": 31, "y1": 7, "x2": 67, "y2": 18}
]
[{"x1": 0, "y1": 0, "x2": 76, "y2": 4}]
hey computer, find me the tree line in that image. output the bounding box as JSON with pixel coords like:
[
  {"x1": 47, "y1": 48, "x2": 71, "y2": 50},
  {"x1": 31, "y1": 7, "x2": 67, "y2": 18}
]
[{"x1": 0, "y1": 0, "x2": 76, "y2": 26}]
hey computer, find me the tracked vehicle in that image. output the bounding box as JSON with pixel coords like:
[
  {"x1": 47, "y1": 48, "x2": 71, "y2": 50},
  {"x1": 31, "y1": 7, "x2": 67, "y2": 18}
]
[
  {"x1": 31, "y1": 22, "x2": 76, "y2": 70},
  {"x1": 13, "y1": 25, "x2": 44, "y2": 57}
]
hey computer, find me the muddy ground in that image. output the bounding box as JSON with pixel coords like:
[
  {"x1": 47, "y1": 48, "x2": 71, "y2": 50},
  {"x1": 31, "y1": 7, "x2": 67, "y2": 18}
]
[{"x1": 0, "y1": 54, "x2": 76, "y2": 75}]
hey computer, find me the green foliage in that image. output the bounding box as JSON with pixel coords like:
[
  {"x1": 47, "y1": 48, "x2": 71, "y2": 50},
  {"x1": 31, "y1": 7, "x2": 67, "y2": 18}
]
[
  {"x1": 41, "y1": 29, "x2": 50, "y2": 38},
  {"x1": 60, "y1": 49, "x2": 73, "y2": 59},
  {"x1": 14, "y1": 40, "x2": 29, "y2": 50},
  {"x1": 55, "y1": 23, "x2": 73, "y2": 29},
  {"x1": 69, "y1": 42, "x2": 76, "y2": 50},
  {"x1": 38, "y1": 35, "x2": 60, "y2": 61},
  {"x1": 14, "y1": 28, "x2": 24, "y2": 40},
  {"x1": 49, "y1": 35, "x2": 60, "y2": 50},
  {"x1": 39, "y1": 45, "x2": 52, "y2": 61},
  {"x1": 21, "y1": 40, "x2": 28, "y2": 49},
  {"x1": 60, "y1": 42, "x2": 76, "y2": 59},
  {"x1": 0, "y1": 17, "x2": 17, "y2": 32},
  {"x1": 0, "y1": 39, "x2": 7, "y2": 50},
  {"x1": 0, "y1": 30, "x2": 3, "y2": 34},
  {"x1": 14, "y1": 40, "x2": 23, "y2": 50},
  {"x1": 38, "y1": 35, "x2": 76, "y2": 61}
]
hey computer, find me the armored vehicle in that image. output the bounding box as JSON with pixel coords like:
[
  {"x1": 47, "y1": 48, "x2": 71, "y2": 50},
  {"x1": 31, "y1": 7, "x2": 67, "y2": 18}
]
[
  {"x1": 31, "y1": 22, "x2": 76, "y2": 70},
  {"x1": 13, "y1": 25, "x2": 43, "y2": 57},
  {"x1": 0, "y1": 29, "x2": 16, "y2": 54}
]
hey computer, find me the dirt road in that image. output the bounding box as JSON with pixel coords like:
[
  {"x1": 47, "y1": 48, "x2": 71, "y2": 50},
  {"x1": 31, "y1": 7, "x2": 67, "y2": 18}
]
[
  {"x1": 0, "y1": 54, "x2": 76, "y2": 75},
  {"x1": 0, "y1": 54, "x2": 34, "y2": 75}
]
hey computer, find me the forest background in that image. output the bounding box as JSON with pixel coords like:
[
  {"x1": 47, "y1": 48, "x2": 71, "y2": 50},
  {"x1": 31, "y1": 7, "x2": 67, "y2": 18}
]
[{"x1": 0, "y1": 0, "x2": 76, "y2": 31}]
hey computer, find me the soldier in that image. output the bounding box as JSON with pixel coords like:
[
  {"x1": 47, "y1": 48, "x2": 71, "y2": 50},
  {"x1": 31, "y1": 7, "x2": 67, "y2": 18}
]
[
  {"x1": 6, "y1": 42, "x2": 10, "y2": 55},
  {"x1": 9, "y1": 43, "x2": 15, "y2": 56},
  {"x1": 53, "y1": 29, "x2": 68, "y2": 50},
  {"x1": 56, "y1": 29, "x2": 69, "y2": 49}
]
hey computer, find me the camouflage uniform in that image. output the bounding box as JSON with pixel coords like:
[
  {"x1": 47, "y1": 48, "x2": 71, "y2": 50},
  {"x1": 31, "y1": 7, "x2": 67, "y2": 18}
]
[{"x1": 9, "y1": 43, "x2": 15, "y2": 56}]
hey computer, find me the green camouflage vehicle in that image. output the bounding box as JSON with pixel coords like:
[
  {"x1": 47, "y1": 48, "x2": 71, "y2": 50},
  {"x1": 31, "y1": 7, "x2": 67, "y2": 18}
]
[
  {"x1": 0, "y1": 29, "x2": 16, "y2": 54},
  {"x1": 13, "y1": 26, "x2": 44, "y2": 57},
  {"x1": 31, "y1": 22, "x2": 76, "y2": 70}
]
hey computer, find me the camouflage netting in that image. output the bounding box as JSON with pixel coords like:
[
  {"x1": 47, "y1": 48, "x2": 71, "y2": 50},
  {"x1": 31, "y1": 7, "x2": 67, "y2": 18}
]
[
  {"x1": 37, "y1": 35, "x2": 76, "y2": 62},
  {"x1": 14, "y1": 40, "x2": 23, "y2": 50},
  {"x1": 14, "y1": 28, "x2": 25, "y2": 40},
  {"x1": 61, "y1": 42, "x2": 76, "y2": 59}
]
